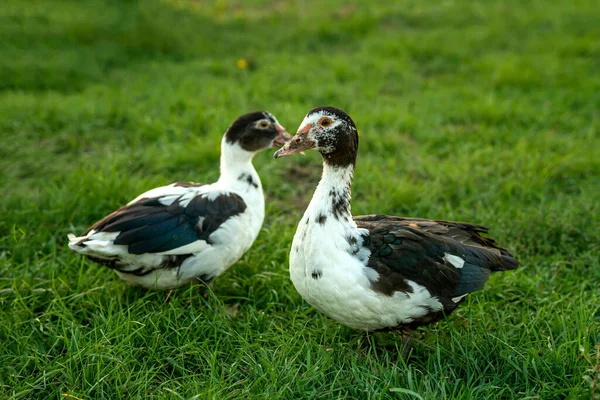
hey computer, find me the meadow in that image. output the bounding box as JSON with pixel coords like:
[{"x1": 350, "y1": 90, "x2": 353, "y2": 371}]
[{"x1": 1, "y1": 0, "x2": 599, "y2": 398}]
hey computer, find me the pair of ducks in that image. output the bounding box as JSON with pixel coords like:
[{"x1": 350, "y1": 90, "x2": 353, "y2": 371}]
[{"x1": 68, "y1": 107, "x2": 518, "y2": 333}]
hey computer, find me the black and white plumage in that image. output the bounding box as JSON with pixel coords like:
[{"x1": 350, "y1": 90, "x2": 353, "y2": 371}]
[
  {"x1": 274, "y1": 106, "x2": 518, "y2": 331},
  {"x1": 68, "y1": 111, "x2": 290, "y2": 290}
]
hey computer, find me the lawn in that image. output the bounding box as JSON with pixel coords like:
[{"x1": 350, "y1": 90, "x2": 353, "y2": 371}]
[{"x1": 1, "y1": 0, "x2": 599, "y2": 398}]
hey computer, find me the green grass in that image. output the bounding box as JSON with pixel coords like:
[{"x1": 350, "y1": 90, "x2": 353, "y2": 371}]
[{"x1": 1, "y1": 0, "x2": 599, "y2": 398}]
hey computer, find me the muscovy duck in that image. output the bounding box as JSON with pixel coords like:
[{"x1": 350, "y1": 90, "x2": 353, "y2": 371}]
[
  {"x1": 68, "y1": 111, "x2": 290, "y2": 290},
  {"x1": 274, "y1": 106, "x2": 518, "y2": 332}
]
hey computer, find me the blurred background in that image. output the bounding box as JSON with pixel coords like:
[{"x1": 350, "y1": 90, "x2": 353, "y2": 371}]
[{"x1": 1, "y1": 0, "x2": 599, "y2": 398}]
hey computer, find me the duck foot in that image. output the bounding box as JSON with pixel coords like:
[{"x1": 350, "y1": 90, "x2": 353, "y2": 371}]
[
  {"x1": 357, "y1": 331, "x2": 377, "y2": 356},
  {"x1": 399, "y1": 329, "x2": 414, "y2": 361},
  {"x1": 360, "y1": 329, "x2": 415, "y2": 361},
  {"x1": 199, "y1": 280, "x2": 214, "y2": 299}
]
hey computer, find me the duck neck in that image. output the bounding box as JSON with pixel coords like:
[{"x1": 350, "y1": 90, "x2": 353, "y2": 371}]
[
  {"x1": 308, "y1": 162, "x2": 355, "y2": 223},
  {"x1": 217, "y1": 138, "x2": 261, "y2": 191}
]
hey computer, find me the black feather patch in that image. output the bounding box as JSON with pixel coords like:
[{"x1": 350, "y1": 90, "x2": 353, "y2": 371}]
[
  {"x1": 238, "y1": 173, "x2": 258, "y2": 189},
  {"x1": 87, "y1": 254, "x2": 193, "y2": 276},
  {"x1": 346, "y1": 235, "x2": 361, "y2": 256},
  {"x1": 87, "y1": 192, "x2": 247, "y2": 255},
  {"x1": 329, "y1": 186, "x2": 351, "y2": 220}
]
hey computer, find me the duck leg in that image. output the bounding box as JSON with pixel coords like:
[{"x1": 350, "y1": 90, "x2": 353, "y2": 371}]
[
  {"x1": 199, "y1": 280, "x2": 214, "y2": 299},
  {"x1": 399, "y1": 328, "x2": 414, "y2": 361},
  {"x1": 358, "y1": 331, "x2": 376, "y2": 354}
]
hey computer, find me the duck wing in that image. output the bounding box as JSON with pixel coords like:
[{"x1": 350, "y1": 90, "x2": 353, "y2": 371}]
[
  {"x1": 354, "y1": 214, "x2": 518, "y2": 305},
  {"x1": 84, "y1": 190, "x2": 247, "y2": 255},
  {"x1": 70, "y1": 181, "x2": 247, "y2": 259}
]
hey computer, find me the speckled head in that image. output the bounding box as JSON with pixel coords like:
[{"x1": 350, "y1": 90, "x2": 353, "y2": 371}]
[
  {"x1": 225, "y1": 111, "x2": 290, "y2": 152},
  {"x1": 274, "y1": 106, "x2": 359, "y2": 167}
]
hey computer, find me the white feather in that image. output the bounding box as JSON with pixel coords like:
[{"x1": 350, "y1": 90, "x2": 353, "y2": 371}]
[
  {"x1": 289, "y1": 165, "x2": 444, "y2": 331},
  {"x1": 451, "y1": 294, "x2": 468, "y2": 303},
  {"x1": 444, "y1": 253, "x2": 465, "y2": 269}
]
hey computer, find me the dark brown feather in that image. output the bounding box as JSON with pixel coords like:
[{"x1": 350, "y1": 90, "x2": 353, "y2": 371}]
[{"x1": 354, "y1": 214, "x2": 518, "y2": 328}]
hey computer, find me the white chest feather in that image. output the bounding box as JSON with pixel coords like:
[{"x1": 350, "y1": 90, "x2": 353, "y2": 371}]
[{"x1": 289, "y1": 165, "x2": 443, "y2": 331}]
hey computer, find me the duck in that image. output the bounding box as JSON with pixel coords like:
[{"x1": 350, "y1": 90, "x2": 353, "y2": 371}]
[
  {"x1": 68, "y1": 111, "x2": 290, "y2": 290},
  {"x1": 274, "y1": 106, "x2": 518, "y2": 332}
]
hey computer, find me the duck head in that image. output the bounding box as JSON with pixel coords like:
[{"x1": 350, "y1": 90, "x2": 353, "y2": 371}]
[
  {"x1": 274, "y1": 106, "x2": 358, "y2": 167},
  {"x1": 225, "y1": 111, "x2": 291, "y2": 152}
]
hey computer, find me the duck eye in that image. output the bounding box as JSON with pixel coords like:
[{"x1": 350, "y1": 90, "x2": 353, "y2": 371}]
[
  {"x1": 258, "y1": 120, "x2": 270, "y2": 129},
  {"x1": 320, "y1": 117, "x2": 333, "y2": 127}
]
